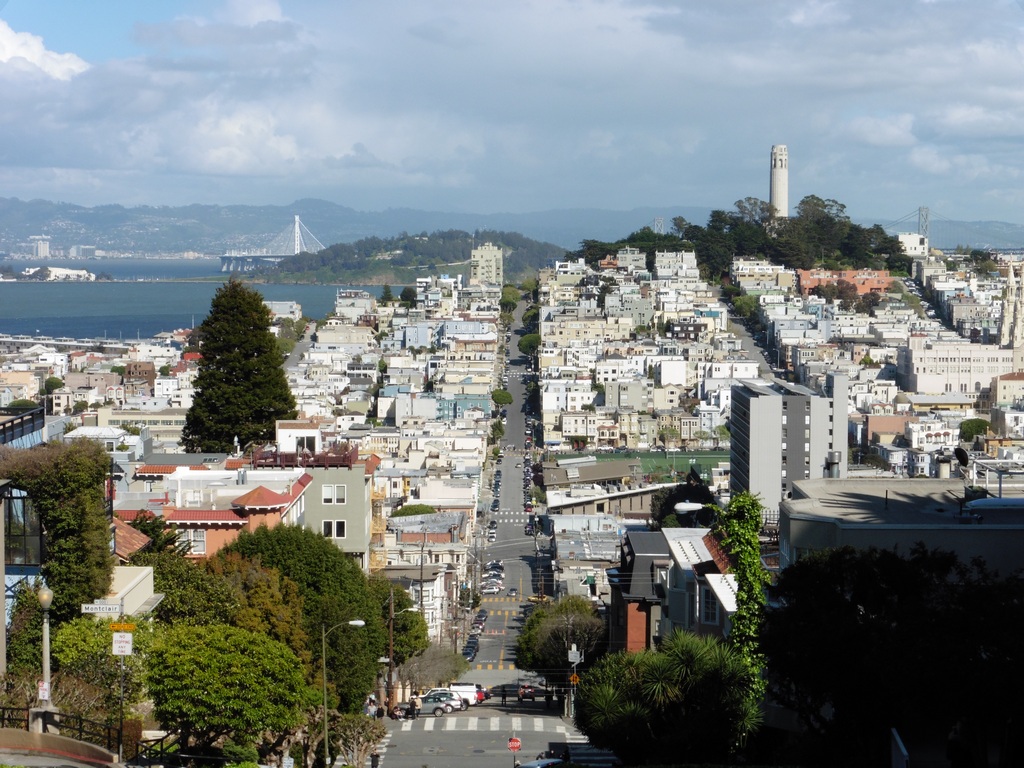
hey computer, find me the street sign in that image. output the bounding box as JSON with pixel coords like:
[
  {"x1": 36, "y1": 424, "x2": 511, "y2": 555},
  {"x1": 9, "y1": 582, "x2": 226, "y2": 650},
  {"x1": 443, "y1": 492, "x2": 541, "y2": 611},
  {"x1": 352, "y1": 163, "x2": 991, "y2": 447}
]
[
  {"x1": 112, "y1": 632, "x2": 133, "y2": 656},
  {"x1": 507, "y1": 737, "x2": 521, "y2": 753},
  {"x1": 282, "y1": 758, "x2": 294, "y2": 768},
  {"x1": 82, "y1": 603, "x2": 120, "y2": 615},
  {"x1": 38, "y1": 681, "x2": 49, "y2": 701},
  {"x1": 110, "y1": 622, "x2": 136, "y2": 632},
  {"x1": 569, "y1": 673, "x2": 580, "y2": 685},
  {"x1": 568, "y1": 649, "x2": 581, "y2": 664}
]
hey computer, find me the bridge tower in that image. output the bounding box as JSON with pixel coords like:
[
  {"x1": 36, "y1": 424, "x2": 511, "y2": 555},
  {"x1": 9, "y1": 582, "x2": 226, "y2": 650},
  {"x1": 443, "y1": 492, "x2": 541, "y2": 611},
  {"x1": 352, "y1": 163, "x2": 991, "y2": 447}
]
[{"x1": 918, "y1": 206, "x2": 929, "y2": 240}]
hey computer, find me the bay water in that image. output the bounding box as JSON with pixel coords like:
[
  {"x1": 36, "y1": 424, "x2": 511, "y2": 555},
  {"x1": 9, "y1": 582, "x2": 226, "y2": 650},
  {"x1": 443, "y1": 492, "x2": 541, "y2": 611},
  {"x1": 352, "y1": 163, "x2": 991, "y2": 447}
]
[{"x1": 0, "y1": 258, "x2": 383, "y2": 340}]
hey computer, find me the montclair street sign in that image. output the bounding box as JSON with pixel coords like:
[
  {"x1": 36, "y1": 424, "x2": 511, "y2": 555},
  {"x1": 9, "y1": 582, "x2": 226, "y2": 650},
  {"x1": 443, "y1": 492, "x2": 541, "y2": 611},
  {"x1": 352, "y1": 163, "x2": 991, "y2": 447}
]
[{"x1": 81, "y1": 603, "x2": 120, "y2": 615}]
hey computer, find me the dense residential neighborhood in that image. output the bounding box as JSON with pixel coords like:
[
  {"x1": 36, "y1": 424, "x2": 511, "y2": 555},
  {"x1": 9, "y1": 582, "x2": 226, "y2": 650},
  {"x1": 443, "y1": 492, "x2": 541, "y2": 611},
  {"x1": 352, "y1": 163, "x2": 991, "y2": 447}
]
[{"x1": 3, "y1": 226, "x2": 1024, "y2": 766}]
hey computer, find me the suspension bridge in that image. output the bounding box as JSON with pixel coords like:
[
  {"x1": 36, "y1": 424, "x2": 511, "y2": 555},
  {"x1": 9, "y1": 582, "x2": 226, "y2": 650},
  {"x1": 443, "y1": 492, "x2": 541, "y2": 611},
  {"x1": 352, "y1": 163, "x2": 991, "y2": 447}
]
[
  {"x1": 882, "y1": 206, "x2": 1021, "y2": 252},
  {"x1": 220, "y1": 215, "x2": 326, "y2": 272}
]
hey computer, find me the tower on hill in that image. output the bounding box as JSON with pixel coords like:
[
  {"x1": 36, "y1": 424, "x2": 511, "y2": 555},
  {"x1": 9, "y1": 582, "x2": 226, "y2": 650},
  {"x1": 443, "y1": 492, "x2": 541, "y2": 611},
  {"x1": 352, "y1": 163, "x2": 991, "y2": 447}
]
[{"x1": 770, "y1": 145, "x2": 789, "y2": 219}]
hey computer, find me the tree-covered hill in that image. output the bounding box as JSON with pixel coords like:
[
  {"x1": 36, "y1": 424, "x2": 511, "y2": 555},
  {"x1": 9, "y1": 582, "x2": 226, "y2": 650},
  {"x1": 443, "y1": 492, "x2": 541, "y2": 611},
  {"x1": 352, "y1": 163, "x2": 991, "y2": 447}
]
[
  {"x1": 570, "y1": 195, "x2": 915, "y2": 284},
  {"x1": 265, "y1": 229, "x2": 567, "y2": 285}
]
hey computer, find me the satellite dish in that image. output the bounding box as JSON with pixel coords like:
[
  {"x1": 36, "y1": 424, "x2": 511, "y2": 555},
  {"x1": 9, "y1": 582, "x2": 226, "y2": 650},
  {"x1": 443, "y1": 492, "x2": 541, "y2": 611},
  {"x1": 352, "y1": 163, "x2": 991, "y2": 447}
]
[{"x1": 954, "y1": 447, "x2": 970, "y2": 467}]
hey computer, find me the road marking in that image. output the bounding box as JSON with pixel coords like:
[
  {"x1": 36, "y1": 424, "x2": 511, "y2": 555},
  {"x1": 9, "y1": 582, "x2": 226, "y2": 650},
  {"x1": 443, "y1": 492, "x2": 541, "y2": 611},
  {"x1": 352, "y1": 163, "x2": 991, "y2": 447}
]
[
  {"x1": 467, "y1": 716, "x2": 478, "y2": 730},
  {"x1": 444, "y1": 717, "x2": 457, "y2": 731},
  {"x1": 400, "y1": 720, "x2": 412, "y2": 731},
  {"x1": 512, "y1": 716, "x2": 522, "y2": 732},
  {"x1": 490, "y1": 717, "x2": 500, "y2": 731},
  {"x1": 423, "y1": 718, "x2": 436, "y2": 731},
  {"x1": 533, "y1": 718, "x2": 543, "y2": 731}
]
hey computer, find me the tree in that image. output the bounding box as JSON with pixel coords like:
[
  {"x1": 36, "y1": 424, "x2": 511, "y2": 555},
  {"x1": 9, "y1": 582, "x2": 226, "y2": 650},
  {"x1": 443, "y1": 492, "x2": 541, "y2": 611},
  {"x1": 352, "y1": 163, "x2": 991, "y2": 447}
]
[
  {"x1": 129, "y1": 550, "x2": 239, "y2": 626},
  {"x1": 147, "y1": 624, "x2": 315, "y2": 751},
  {"x1": 574, "y1": 630, "x2": 761, "y2": 765},
  {"x1": 219, "y1": 526, "x2": 384, "y2": 714},
  {"x1": 518, "y1": 333, "x2": 540, "y2": 357},
  {"x1": 399, "y1": 286, "x2": 417, "y2": 307},
  {"x1": 514, "y1": 596, "x2": 603, "y2": 683},
  {"x1": 126, "y1": 510, "x2": 186, "y2": 553},
  {"x1": 43, "y1": 376, "x2": 64, "y2": 395},
  {"x1": 0, "y1": 441, "x2": 113, "y2": 625},
  {"x1": 960, "y1": 417, "x2": 989, "y2": 442},
  {"x1": 367, "y1": 575, "x2": 428, "y2": 670},
  {"x1": 379, "y1": 284, "x2": 394, "y2": 304},
  {"x1": 182, "y1": 279, "x2": 297, "y2": 453},
  {"x1": 53, "y1": 617, "x2": 154, "y2": 720},
  {"x1": 333, "y1": 715, "x2": 387, "y2": 768},
  {"x1": 491, "y1": 389, "x2": 513, "y2": 407},
  {"x1": 205, "y1": 552, "x2": 311, "y2": 666}
]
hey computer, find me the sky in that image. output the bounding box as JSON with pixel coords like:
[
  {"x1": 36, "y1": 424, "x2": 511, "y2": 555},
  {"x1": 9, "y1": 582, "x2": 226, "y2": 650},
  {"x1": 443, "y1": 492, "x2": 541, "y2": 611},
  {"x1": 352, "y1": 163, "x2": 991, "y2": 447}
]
[{"x1": 3, "y1": 0, "x2": 1024, "y2": 225}]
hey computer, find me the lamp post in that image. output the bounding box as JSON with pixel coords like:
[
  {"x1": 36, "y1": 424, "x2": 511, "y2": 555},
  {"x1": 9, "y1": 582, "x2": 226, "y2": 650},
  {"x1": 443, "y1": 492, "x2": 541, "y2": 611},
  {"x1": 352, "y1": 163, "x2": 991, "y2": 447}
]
[
  {"x1": 38, "y1": 587, "x2": 53, "y2": 707},
  {"x1": 386, "y1": 587, "x2": 419, "y2": 708},
  {"x1": 322, "y1": 619, "x2": 365, "y2": 768}
]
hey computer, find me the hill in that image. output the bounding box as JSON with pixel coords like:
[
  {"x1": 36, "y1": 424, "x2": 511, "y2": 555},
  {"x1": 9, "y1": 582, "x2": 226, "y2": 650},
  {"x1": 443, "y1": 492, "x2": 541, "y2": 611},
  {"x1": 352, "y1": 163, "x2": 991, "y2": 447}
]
[{"x1": 0, "y1": 197, "x2": 710, "y2": 254}]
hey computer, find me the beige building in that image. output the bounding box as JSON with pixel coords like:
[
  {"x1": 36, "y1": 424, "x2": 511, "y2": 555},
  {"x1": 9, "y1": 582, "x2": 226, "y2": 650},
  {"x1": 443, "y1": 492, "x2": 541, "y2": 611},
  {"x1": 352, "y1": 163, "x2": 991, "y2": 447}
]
[{"x1": 470, "y1": 242, "x2": 503, "y2": 287}]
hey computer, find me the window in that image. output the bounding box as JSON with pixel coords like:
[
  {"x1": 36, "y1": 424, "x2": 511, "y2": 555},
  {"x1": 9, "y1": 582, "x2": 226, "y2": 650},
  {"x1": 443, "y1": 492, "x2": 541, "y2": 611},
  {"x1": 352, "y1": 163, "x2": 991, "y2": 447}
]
[
  {"x1": 177, "y1": 528, "x2": 206, "y2": 555},
  {"x1": 701, "y1": 587, "x2": 719, "y2": 625},
  {"x1": 322, "y1": 520, "x2": 347, "y2": 539},
  {"x1": 322, "y1": 484, "x2": 347, "y2": 505}
]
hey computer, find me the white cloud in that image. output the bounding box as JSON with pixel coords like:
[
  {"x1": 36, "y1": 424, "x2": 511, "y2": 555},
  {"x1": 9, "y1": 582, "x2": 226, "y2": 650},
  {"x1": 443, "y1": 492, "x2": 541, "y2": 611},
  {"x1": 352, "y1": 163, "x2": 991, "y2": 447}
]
[
  {"x1": 0, "y1": 20, "x2": 88, "y2": 80},
  {"x1": 844, "y1": 114, "x2": 917, "y2": 147}
]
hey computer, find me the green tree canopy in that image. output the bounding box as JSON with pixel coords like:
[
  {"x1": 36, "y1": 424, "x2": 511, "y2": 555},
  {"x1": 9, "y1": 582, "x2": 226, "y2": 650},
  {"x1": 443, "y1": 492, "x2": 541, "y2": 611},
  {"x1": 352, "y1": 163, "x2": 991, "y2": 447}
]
[
  {"x1": 959, "y1": 417, "x2": 989, "y2": 442},
  {"x1": 399, "y1": 286, "x2": 417, "y2": 307},
  {"x1": 574, "y1": 630, "x2": 761, "y2": 765},
  {"x1": 219, "y1": 526, "x2": 384, "y2": 713},
  {"x1": 54, "y1": 616, "x2": 155, "y2": 718},
  {"x1": 129, "y1": 550, "x2": 240, "y2": 626},
  {"x1": 127, "y1": 510, "x2": 186, "y2": 554},
  {"x1": 491, "y1": 389, "x2": 513, "y2": 406},
  {"x1": 205, "y1": 551, "x2": 310, "y2": 666},
  {"x1": 147, "y1": 624, "x2": 315, "y2": 750},
  {"x1": 518, "y1": 333, "x2": 541, "y2": 357},
  {"x1": 514, "y1": 596, "x2": 603, "y2": 682},
  {"x1": 0, "y1": 441, "x2": 113, "y2": 625},
  {"x1": 367, "y1": 575, "x2": 428, "y2": 669},
  {"x1": 182, "y1": 279, "x2": 297, "y2": 453},
  {"x1": 379, "y1": 284, "x2": 394, "y2": 304},
  {"x1": 43, "y1": 376, "x2": 64, "y2": 395}
]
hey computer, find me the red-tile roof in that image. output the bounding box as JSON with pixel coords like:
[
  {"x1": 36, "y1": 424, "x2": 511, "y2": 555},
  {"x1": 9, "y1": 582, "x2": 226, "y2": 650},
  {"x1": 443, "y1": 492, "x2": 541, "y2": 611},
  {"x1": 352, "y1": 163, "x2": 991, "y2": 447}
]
[
  {"x1": 231, "y1": 485, "x2": 290, "y2": 510},
  {"x1": 165, "y1": 509, "x2": 246, "y2": 525},
  {"x1": 136, "y1": 464, "x2": 209, "y2": 476},
  {"x1": 112, "y1": 516, "x2": 151, "y2": 560},
  {"x1": 225, "y1": 458, "x2": 249, "y2": 470}
]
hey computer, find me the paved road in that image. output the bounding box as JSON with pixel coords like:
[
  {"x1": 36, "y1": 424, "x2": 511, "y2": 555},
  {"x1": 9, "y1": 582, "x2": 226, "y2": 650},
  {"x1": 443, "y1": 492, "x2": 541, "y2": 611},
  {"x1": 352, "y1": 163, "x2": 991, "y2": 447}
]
[{"x1": 369, "y1": 706, "x2": 617, "y2": 768}]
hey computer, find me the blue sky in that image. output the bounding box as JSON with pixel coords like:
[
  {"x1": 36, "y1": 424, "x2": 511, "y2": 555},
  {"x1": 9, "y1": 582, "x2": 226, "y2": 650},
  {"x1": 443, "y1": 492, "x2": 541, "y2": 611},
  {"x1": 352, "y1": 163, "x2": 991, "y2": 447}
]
[{"x1": 3, "y1": 0, "x2": 1024, "y2": 226}]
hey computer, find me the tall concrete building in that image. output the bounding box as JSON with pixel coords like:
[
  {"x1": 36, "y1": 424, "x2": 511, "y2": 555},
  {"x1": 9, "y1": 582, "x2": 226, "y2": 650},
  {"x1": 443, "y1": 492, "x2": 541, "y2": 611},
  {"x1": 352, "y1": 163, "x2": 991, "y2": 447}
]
[
  {"x1": 470, "y1": 241, "x2": 503, "y2": 287},
  {"x1": 769, "y1": 145, "x2": 789, "y2": 219},
  {"x1": 730, "y1": 375, "x2": 847, "y2": 515}
]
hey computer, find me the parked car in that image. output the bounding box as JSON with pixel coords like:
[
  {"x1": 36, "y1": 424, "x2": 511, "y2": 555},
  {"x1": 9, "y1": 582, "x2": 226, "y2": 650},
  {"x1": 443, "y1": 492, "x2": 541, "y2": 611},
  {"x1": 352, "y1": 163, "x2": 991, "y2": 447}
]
[
  {"x1": 421, "y1": 693, "x2": 456, "y2": 716},
  {"x1": 507, "y1": 587, "x2": 519, "y2": 597},
  {"x1": 481, "y1": 584, "x2": 501, "y2": 594},
  {"x1": 518, "y1": 684, "x2": 536, "y2": 701}
]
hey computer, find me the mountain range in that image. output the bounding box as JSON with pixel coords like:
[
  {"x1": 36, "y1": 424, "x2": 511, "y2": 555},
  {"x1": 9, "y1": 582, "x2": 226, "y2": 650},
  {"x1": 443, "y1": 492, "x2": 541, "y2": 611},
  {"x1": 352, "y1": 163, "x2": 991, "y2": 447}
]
[{"x1": 0, "y1": 197, "x2": 1022, "y2": 255}]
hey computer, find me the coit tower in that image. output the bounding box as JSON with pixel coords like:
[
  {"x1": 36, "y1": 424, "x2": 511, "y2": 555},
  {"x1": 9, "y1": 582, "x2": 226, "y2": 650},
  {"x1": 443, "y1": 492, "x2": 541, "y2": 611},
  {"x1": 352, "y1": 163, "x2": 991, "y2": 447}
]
[{"x1": 769, "y1": 145, "x2": 789, "y2": 218}]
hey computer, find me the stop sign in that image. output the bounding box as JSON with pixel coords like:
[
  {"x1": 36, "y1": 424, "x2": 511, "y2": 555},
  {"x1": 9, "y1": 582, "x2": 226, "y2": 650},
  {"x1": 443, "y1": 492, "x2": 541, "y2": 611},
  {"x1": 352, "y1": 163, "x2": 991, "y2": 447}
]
[{"x1": 508, "y1": 737, "x2": 522, "y2": 753}]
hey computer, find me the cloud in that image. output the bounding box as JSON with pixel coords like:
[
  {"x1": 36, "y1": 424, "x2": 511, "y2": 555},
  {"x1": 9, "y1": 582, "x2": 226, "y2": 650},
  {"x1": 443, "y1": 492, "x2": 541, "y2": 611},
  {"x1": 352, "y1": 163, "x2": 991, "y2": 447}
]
[
  {"x1": 0, "y1": 20, "x2": 88, "y2": 80},
  {"x1": 844, "y1": 114, "x2": 917, "y2": 147}
]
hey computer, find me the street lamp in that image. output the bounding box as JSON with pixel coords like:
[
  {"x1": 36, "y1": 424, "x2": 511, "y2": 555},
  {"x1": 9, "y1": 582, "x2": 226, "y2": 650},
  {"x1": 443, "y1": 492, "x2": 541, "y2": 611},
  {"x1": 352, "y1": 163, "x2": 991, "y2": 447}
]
[
  {"x1": 386, "y1": 587, "x2": 419, "y2": 708},
  {"x1": 38, "y1": 587, "x2": 53, "y2": 708},
  {"x1": 322, "y1": 619, "x2": 364, "y2": 768}
]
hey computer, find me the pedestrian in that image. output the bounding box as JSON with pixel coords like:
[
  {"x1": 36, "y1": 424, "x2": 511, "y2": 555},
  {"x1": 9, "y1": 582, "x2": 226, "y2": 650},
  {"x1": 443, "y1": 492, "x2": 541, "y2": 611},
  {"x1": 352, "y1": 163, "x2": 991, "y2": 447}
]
[
  {"x1": 375, "y1": 705, "x2": 384, "y2": 720},
  {"x1": 370, "y1": 749, "x2": 380, "y2": 768},
  {"x1": 410, "y1": 693, "x2": 420, "y2": 720},
  {"x1": 501, "y1": 687, "x2": 507, "y2": 706}
]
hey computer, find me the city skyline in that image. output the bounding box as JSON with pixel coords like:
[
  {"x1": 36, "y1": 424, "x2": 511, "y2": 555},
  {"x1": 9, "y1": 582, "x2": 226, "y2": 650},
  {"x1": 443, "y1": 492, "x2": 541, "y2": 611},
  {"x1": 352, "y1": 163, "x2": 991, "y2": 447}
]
[{"x1": 3, "y1": 1, "x2": 1024, "y2": 225}]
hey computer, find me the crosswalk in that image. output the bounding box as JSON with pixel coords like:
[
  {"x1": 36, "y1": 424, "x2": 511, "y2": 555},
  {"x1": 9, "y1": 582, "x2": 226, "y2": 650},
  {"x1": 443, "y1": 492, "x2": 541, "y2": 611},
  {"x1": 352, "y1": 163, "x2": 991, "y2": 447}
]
[
  {"x1": 365, "y1": 716, "x2": 620, "y2": 768},
  {"x1": 400, "y1": 714, "x2": 563, "y2": 733}
]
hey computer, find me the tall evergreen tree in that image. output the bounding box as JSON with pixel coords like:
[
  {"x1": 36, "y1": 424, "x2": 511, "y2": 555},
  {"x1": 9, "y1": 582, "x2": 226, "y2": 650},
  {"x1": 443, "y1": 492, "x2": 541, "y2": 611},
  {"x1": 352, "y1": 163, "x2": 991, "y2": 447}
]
[{"x1": 182, "y1": 279, "x2": 296, "y2": 453}]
